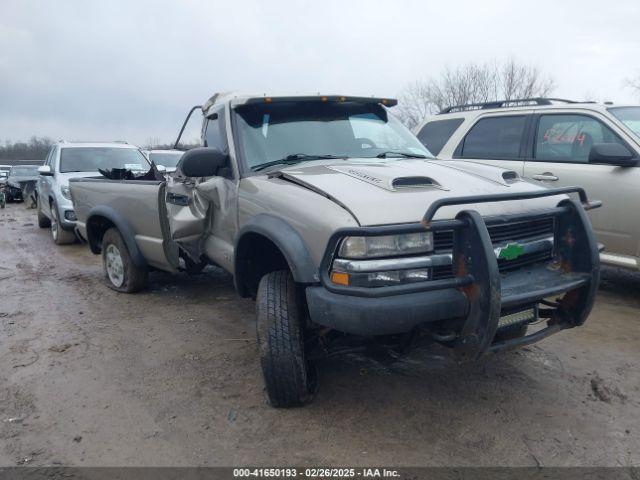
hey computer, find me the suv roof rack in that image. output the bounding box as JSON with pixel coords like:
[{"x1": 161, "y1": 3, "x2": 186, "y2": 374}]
[{"x1": 439, "y1": 97, "x2": 596, "y2": 114}]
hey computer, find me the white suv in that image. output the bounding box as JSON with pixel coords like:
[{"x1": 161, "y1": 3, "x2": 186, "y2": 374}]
[
  {"x1": 414, "y1": 98, "x2": 640, "y2": 271},
  {"x1": 37, "y1": 142, "x2": 150, "y2": 245}
]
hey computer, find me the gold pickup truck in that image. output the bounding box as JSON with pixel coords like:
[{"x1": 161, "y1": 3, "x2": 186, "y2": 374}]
[{"x1": 70, "y1": 93, "x2": 601, "y2": 408}]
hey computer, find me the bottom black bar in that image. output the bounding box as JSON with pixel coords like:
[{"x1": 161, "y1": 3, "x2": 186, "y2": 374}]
[{"x1": 0, "y1": 467, "x2": 637, "y2": 480}]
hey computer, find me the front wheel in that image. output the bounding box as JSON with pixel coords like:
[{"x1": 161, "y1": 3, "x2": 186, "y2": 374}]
[
  {"x1": 256, "y1": 270, "x2": 316, "y2": 407},
  {"x1": 50, "y1": 202, "x2": 75, "y2": 245},
  {"x1": 101, "y1": 228, "x2": 148, "y2": 293}
]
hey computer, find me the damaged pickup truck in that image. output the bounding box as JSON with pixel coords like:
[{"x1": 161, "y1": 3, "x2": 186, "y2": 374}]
[{"x1": 69, "y1": 93, "x2": 601, "y2": 407}]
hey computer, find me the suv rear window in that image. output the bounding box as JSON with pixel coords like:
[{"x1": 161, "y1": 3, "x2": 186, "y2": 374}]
[
  {"x1": 459, "y1": 116, "x2": 527, "y2": 159},
  {"x1": 416, "y1": 118, "x2": 464, "y2": 155},
  {"x1": 59, "y1": 147, "x2": 149, "y2": 173}
]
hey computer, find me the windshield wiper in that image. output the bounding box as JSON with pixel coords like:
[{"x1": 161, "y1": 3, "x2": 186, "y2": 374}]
[
  {"x1": 251, "y1": 154, "x2": 346, "y2": 172},
  {"x1": 375, "y1": 151, "x2": 428, "y2": 159}
]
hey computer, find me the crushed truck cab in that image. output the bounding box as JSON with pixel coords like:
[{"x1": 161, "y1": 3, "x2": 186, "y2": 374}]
[{"x1": 70, "y1": 93, "x2": 601, "y2": 407}]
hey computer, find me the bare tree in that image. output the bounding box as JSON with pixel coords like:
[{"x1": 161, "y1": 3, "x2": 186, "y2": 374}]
[
  {"x1": 395, "y1": 59, "x2": 555, "y2": 129},
  {"x1": 0, "y1": 136, "x2": 53, "y2": 160}
]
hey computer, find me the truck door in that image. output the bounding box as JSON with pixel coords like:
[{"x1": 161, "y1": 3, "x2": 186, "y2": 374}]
[{"x1": 164, "y1": 104, "x2": 238, "y2": 273}]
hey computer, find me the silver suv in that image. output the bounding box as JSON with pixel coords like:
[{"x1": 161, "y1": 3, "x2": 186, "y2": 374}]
[
  {"x1": 414, "y1": 98, "x2": 640, "y2": 271},
  {"x1": 37, "y1": 142, "x2": 150, "y2": 245}
]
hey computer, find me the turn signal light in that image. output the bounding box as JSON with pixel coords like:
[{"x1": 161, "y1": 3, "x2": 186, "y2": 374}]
[{"x1": 330, "y1": 271, "x2": 350, "y2": 286}]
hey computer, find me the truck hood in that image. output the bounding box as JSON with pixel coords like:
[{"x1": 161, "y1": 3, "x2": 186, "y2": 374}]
[{"x1": 274, "y1": 158, "x2": 565, "y2": 226}]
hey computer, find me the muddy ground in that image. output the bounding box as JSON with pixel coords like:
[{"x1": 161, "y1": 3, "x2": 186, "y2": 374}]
[{"x1": 0, "y1": 202, "x2": 638, "y2": 467}]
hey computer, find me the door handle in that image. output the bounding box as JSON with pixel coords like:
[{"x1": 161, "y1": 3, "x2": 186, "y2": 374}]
[{"x1": 532, "y1": 173, "x2": 559, "y2": 181}]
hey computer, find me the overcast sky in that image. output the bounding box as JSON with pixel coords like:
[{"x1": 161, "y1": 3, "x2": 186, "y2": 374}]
[{"x1": 1, "y1": 0, "x2": 639, "y2": 146}]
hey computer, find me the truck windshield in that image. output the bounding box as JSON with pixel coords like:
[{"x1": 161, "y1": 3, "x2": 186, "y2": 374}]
[
  {"x1": 609, "y1": 107, "x2": 640, "y2": 137},
  {"x1": 233, "y1": 101, "x2": 433, "y2": 170},
  {"x1": 60, "y1": 148, "x2": 150, "y2": 173}
]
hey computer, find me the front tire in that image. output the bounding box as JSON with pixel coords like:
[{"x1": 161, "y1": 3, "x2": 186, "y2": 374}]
[
  {"x1": 101, "y1": 228, "x2": 149, "y2": 293},
  {"x1": 50, "y1": 201, "x2": 75, "y2": 245},
  {"x1": 256, "y1": 270, "x2": 315, "y2": 407}
]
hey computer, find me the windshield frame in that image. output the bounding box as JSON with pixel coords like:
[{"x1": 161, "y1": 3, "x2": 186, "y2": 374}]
[
  {"x1": 230, "y1": 101, "x2": 433, "y2": 177},
  {"x1": 608, "y1": 106, "x2": 640, "y2": 139}
]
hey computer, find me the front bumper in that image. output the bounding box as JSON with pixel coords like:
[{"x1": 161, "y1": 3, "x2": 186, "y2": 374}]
[
  {"x1": 55, "y1": 196, "x2": 77, "y2": 230},
  {"x1": 306, "y1": 187, "x2": 600, "y2": 359}
]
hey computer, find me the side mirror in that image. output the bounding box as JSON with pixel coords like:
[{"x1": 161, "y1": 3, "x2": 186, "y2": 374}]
[
  {"x1": 38, "y1": 165, "x2": 53, "y2": 176},
  {"x1": 156, "y1": 165, "x2": 167, "y2": 174},
  {"x1": 589, "y1": 143, "x2": 638, "y2": 167},
  {"x1": 178, "y1": 147, "x2": 229, "y2": 177}
]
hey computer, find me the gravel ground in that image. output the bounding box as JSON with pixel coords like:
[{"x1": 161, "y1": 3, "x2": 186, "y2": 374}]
[{"x1": 0, "y1": 202, "x2": 638, "y2": 467}]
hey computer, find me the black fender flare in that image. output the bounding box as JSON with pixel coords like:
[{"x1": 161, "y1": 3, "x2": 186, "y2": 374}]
[
  {"x1": 86, "y1": 205, "x2": 148, "y2": 268},
  {"x1": 234, "y1": 214, "x2": 319, "y2": 291}
]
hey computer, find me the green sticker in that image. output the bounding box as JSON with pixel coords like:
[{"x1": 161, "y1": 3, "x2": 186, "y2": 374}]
[{"x1": 498, "y1": 242, "x2": 525, "y2": 261}]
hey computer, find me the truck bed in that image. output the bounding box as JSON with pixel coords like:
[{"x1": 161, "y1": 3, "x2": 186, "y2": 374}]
[{"x1": 69, "y1": 177, "x2": 176, "y2": 271}]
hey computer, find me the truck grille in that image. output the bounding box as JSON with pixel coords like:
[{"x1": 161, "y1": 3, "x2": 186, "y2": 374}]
[
  {"x1": 434, "y1": 217, "x2": 554, "y2": 251},
  {"x1": 432, "y1": 217, "x2": 555, "y2": 279}
]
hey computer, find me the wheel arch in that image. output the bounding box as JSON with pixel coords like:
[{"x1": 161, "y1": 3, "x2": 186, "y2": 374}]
[
  {"x1": 86, "y1": 206, "x2": 148, "y2": 268},
  {"x1": 234, "y1": 214, "x2": 318, "y2": 298}
]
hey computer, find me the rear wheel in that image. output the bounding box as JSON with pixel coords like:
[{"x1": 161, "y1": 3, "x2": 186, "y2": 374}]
[
  {"x1": 50, "y1": 202, "x2": 75, "y2": 245},
  {"x1": 256, "y1": 270, "x2": 316, "y2": 407},
  {"x1": 101, "y1": 227, "x2": 148, "y2": 293}
]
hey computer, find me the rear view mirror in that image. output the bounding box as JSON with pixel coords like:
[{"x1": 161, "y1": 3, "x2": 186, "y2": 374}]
[
  {"x1": 589, "y1": 143, "x2": 637, "y2": 167},
  {"x1": 38, "y1": 165, "x2": 53, "y2": 176},
  {"x1": 178, "y1": 147, "x2": 229, "y2": 177}
]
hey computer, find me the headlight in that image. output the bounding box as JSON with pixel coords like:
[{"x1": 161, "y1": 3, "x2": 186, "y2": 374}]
[
  {"x1": 338, "y1": 232, "x2": 433, "y2": 259},
  {"x1": 61, "y1": 185, "x2": 71, "y2": 200}
]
